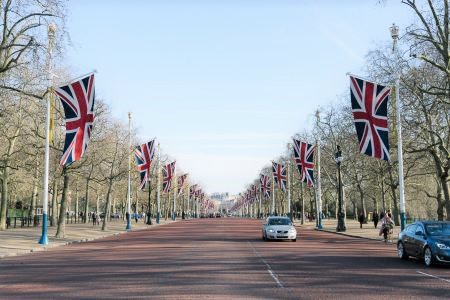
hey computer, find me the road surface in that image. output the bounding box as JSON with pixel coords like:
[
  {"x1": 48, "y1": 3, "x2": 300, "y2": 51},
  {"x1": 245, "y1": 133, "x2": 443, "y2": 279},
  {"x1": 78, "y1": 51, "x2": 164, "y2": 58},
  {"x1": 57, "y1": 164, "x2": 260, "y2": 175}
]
[{"x1": 0, "y1": 218, "x2": 449, "y2": 299}]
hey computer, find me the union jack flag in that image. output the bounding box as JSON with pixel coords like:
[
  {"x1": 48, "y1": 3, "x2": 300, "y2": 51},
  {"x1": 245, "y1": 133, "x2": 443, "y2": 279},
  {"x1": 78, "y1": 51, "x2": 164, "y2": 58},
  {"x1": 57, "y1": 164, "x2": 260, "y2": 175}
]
[
  {"x1": 162, "y1": 161, "x2": 176, "y2": 193},
  {"x1": 189, "y1": 184, "x2": 197, "y2": 198},
  {"x1": 251, "y1": 184, "x2": 257, "y2": 199},
  {"x1": 56, "y1": 73, "x2": 95, "y2": 166},
  {"x1": 272, "y1": 161, "x2": 287, "y2": 192},
  {"x1": 293, "y1": 138, "x2": 315, "y2": 187},
  {"x1": 177, "y1": 173, "x2": 188, "y2": 196},
  {"x1": 134, "y1": 139, "x2": 155, "y2": 190},
  {"x1": 260, "y1": 174, "x2": 271, "y2": 198},
  {"x1": 350, "y1": 76, "x2": 391, "y2": 161}
]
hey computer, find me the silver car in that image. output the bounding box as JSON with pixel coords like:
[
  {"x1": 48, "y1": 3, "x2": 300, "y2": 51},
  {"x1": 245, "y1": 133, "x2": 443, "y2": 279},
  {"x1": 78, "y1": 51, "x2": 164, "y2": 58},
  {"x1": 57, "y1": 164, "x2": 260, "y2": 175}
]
[{"x1": 262, "y1": 216, "x2": 297, "y2": 242}]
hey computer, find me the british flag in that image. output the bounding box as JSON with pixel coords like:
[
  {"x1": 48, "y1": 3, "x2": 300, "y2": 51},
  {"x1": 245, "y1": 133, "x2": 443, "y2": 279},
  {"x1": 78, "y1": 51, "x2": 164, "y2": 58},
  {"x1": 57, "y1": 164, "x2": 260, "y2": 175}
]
[
  {"x1": 293, "y1": 138, "x2": 315, "y2": 187},
  {"x1": 350, "y1": 76, "x2": 391, "y2": 161},
  {"x1": 134, "y1": 139, "x2": 156, "y2": 190},
  {"x1": 272, "y1": 161, "x2": 287, "y2": 192},
  {"x1": 162, "y1": 161, "x2": 176, "y2": 193},
  {"x1": 56, "y1": 73, "x2": 95, "y2": 166},
  {"x1": 251, "y1": 184, "x2": 257, "y2": 199},
  {"x1": 189, "y1": 184, "x2": 197, "y2": 198},
  {"x1": 177, "y1": 173, "x2": 188, "y2": 196},
  {"x1": 260, "y1": 174, "x2": 271, "y2": 198}
]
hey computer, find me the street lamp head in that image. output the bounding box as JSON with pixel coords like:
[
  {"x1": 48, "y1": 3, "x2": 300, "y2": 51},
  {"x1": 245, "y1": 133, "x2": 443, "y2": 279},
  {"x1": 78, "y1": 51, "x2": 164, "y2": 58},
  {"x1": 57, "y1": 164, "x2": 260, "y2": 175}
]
[
  {"x1": 389, "y1": 23, "x2": 399, "y2": 40},
  {"x1": 128, "y1": 111, "x2": 132, "y2": 120}
]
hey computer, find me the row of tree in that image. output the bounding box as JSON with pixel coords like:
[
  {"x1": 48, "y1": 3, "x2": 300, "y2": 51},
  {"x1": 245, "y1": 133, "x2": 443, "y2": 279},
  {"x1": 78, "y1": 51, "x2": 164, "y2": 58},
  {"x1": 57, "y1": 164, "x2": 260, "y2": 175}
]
[
  {"x1": 0, "y1": 0, "x2": 207, "y2": 236},
  {"x1": 238, "y1": 0, "x2": 450, "y2": 224}
]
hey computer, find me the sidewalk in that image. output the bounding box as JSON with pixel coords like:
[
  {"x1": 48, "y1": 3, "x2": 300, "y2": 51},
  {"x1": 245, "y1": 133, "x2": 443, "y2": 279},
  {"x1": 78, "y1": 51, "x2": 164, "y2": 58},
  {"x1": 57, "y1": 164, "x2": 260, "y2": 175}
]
[
  {"x1": 296, "y1": 218, "x2": 400, "y2": 243},
  {"x1": 0, "y1": 218, "x2": 175, "y2": 259}
]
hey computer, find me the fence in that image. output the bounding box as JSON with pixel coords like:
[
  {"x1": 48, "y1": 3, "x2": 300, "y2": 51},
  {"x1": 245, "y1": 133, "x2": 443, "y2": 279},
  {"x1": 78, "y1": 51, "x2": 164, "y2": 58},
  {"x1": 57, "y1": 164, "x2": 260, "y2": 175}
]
[{"x1": 5, "y1": 214, "x2": 123, "y2": 229}]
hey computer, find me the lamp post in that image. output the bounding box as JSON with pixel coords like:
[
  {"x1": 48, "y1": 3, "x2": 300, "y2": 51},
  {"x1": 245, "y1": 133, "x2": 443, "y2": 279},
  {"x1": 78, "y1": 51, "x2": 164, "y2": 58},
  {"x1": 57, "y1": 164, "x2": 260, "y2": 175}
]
[
  {"x1": 390, "y1": 23, "x2": 406, "y2": 230},
  {"x1": 335, "y1": 145, "x2": 346, "y2": 232},
  {"x1": 126, "y1": 112, "x2": 132, "y2": 231},
  {"x1": 39, "y1": 23, "x2": 56, "y2": 245},
  {"x1": 315, "y1": 110, "x2": 323, "y2": 229}
]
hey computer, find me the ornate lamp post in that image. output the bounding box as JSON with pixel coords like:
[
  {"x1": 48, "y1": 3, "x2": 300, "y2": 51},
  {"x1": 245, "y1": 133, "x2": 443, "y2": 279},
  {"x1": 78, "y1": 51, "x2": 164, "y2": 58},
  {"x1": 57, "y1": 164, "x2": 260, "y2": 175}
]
[
  {"x1": 335, "y1": 145, "x2": 346, "y2": 232},
  {"x1": 390, "y1": 23, "x2": 406, "y2": 230}
]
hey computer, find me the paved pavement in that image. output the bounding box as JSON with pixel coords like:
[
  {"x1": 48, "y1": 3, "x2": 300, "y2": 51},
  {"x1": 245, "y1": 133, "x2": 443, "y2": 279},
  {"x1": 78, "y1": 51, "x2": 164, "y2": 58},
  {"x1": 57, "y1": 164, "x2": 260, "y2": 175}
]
[
  {"x1": 0, "y1": 218, "x2": 448, "y2": 299},
  {"x1": 296, "y1": 218, "x2": 401, "y2": 242},
  {"x1": 0, "y1": 218, "x2": 174, "y2": 259}
]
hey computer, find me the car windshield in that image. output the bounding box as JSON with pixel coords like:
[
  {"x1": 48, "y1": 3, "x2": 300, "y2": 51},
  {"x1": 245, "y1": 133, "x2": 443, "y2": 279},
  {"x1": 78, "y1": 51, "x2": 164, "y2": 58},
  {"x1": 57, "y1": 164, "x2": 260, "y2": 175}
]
[
  {"x1": 268, "y1": 218, "x2": 291, "y2": 226},
  {"x1": 425, "y1": 223, "x2": 450, "y2": 236}
]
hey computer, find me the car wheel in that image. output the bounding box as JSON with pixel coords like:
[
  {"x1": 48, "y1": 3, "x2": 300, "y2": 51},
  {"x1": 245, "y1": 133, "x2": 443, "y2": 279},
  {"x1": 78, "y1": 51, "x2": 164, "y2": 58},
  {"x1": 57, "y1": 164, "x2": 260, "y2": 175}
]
[
  {"x1": 262, "y1": 234, "x2": 266, "y2": 241},
  {"x1": 397, "y1": 242, "x2": 408, "y2": 260},
  {"x1": 424, "y1": 247, "x2": 434, "y2": 267},
  {"x1": 292, "y1": 239, "x2": 296, "y2": 242}
]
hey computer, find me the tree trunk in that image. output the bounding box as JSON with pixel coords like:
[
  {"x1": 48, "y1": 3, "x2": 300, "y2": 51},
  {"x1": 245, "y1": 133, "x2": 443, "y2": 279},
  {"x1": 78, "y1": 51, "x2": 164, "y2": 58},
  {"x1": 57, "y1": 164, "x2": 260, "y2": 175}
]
[
  {"x1": 101, "y1": 179, "x2": 113, "y2": 231},
  {"x1": 75, "y1": 183, "x2": 79, "y2": 223},
  {"x1": 30, "y1": 162, "x2": 39, "y2": 220},
  {"x1": 357, "y1": 183, "x2": 367, "y2": 219},
  {"x1": 0, "y1": 167, "x2": 9, "y2": 230},
  {"x1": 147, "y1": 181, "x2": 153, "y2": 225},
  {"x1": 387, "y1": 165, "x2": 400, "y2": 226},
  {"x1": 441, "y1": 176, "x2": 450, "y2": 221},
  {"x1": 84, "y1": 178, "x2": 90, "y2": 223},
  {"x1": 51, "y1": 179, "x2": 58, "y2": 226},
  {"x1": 55, "y1": 168, "x2": 70, "y2": 238}
]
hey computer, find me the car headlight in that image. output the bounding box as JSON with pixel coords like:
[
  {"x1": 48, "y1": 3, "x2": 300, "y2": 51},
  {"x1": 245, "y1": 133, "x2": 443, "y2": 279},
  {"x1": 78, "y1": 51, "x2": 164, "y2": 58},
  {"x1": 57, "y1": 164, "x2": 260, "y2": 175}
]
[
  {"x1": 268, "y1": 229, "x2": 275, "y2": 233},
  {"x1": 289, "y1": 228, "x2": 296, "y2": 233},
  {"x1": 436, "y1": 242, "x2": 450, "y2": 250}
]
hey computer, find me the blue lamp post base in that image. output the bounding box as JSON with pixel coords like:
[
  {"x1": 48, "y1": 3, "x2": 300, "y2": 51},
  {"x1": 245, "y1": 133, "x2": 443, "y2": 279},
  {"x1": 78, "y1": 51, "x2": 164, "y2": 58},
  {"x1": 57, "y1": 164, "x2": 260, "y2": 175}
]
[
  {"x1": 156, "y1": 212, "x2": 160, "y2": 224},
  {"x1": 38, "y1": 213, "x2": 49, "y2": 245}
]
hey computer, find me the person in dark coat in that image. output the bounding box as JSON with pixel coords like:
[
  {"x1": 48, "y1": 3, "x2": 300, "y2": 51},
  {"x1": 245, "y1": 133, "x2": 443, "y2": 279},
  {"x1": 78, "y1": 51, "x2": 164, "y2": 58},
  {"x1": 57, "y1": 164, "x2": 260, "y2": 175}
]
[
  {"x1": 372, "y1": 211, "x2": 379, "y2": 228},
  {"x1": 358, "y1": 212, "x2": 365, "y2": 229}
]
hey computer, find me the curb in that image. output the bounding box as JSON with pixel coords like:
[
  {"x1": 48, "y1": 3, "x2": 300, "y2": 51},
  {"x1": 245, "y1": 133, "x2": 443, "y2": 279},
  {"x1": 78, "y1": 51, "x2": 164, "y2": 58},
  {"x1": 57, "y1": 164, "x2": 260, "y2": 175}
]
[
  {"x1": 313, "y1": 228, "x2": 396, "y2": 244},
  {"x1": 0, "y1": 220, "x2": 177, "y2": 260}
]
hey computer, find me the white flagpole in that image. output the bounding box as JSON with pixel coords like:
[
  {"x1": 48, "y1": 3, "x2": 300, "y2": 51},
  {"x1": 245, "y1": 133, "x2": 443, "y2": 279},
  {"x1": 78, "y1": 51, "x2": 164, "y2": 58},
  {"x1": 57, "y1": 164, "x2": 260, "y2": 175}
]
[
  {"x1": 156, "y1": 143, "x2": 161, "y2": 224},
  {"x1": 187, "y1": 182, "x2": 190, "y2": 219},
  {"x1": 390, "y1": 24, "x2": 406, "y2": 230},
  {"x1": 316, "y1": 110, "x2": 323, "y2": 229},
  {"x1": 125, "y1": 112, "x2": 132, "y2": 231},
  {"x1": 287, "y1": 144, "x2": 292, "y2": 221},
  {"x1": 173, "y1": 164, "x2": 177, "y2": 221},
  {"x1": 39, "y1": 24, "x2": 56, "y2": 245},
  {"x1": 258, "y1": 184, "x2": 262, "y2": 219},
  {"x1": 271, "y1": 174, "x2": 275, "y2": 215}
]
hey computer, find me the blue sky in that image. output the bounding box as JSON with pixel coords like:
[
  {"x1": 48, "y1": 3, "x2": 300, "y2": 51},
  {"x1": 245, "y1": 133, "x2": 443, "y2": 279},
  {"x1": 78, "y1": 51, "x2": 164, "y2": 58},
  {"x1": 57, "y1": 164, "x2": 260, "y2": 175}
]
[{"x1": 65, "y1": 0, "x2": 413, "y2": 194}]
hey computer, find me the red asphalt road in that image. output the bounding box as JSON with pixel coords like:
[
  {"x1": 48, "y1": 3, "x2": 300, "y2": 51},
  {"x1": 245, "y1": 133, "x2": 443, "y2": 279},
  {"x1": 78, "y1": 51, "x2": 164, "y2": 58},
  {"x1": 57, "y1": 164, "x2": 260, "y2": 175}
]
[{"x1": 0, "y1": 218, "x2": 449, "y2": 299}]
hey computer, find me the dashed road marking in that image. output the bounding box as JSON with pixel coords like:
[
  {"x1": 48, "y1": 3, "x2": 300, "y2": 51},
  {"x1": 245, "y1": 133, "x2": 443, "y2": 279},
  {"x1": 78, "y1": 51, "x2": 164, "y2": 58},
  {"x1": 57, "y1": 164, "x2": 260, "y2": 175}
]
[
  {"x1": 248, "y1": 241, "x2": 284, "y2": 288},
  {"x1": 417, "y1": 271, "x2": 450, "y2": 284}
]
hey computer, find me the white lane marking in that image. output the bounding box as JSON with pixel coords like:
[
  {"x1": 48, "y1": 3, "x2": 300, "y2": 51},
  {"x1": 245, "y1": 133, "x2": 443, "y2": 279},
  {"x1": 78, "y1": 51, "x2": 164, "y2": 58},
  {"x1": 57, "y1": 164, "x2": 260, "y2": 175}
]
[
  {"x1": 416, "y1": 271, "x2": 450, "y2": 284},
  {"x1": 248, "y1": 241, "x2": 284, "y2": 288}
]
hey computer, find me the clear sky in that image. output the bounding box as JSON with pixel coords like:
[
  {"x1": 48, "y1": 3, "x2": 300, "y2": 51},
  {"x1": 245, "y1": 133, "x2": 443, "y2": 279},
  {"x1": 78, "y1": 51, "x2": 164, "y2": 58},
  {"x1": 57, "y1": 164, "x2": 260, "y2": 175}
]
[{"x1": 65, "y1": 0, "x2": 413, "y2": 195}]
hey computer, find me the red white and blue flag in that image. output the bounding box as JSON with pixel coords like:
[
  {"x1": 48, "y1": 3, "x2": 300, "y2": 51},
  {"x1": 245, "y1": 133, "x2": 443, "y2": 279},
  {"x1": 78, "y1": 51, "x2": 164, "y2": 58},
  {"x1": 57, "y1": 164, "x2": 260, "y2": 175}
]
[
  {"x1": 177, "y1": 173, "x2": 188, "y2": 196},
  {"x1": 56, "y1": 73, "x2": 95, "y2": 166},
  {"x1": 260, "y1": 174, "x2": 271, "y2": 198},
  {"x1": 134, "y1": 139, "x2": 156, "y2": 190},
  {"x1": 162, "y1": 161, "x2": 176, "y2": 193},
  {"x1": 293, "y1": 138, "x2": 315, "y2": 187},
  {"x1": 189, "y1": 184, "x2": 197, "y2": 198},
  {"x1": 272, "y1": 161, "x2": 287, "y2": 192},
  {"x1": 350, "y1": 76, "x2": 391, "y2": 161}
]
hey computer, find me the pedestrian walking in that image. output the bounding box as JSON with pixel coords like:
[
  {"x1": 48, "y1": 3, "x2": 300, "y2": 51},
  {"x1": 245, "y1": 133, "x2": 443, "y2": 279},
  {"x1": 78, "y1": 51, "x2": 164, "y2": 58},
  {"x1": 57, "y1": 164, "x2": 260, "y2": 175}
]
[
  {"x1": 92, "y1": 212, "x2": 97, "y2": 226},
  {"x1": 372, "y1": 211, "x2": 379, "y2": 228},
  {"x1": 358, "y1": 212, "x2": 365, "y2": 229}
]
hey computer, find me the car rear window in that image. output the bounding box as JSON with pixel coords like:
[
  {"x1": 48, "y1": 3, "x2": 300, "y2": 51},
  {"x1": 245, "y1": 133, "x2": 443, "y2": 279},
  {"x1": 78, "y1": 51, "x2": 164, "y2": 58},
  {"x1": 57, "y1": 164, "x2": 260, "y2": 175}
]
[
  {"x1": 268, "y1": 218, "x2": 291, "y2": 226},
  {"x1": 425, "y1": 223, "x2": 450, "y2": 236}
]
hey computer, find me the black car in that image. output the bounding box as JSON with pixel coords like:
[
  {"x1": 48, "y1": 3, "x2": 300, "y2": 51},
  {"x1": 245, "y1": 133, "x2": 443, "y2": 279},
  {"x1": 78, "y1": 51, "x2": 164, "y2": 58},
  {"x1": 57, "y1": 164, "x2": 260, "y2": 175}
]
[{"x1": 397, "y1": 221, "x2": 450, "y2": 267}]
